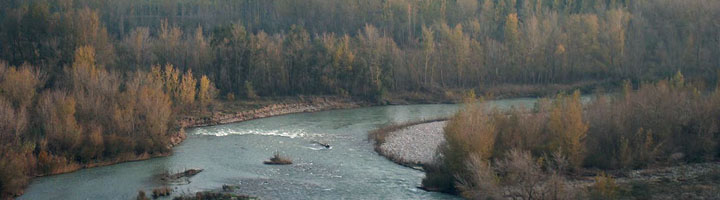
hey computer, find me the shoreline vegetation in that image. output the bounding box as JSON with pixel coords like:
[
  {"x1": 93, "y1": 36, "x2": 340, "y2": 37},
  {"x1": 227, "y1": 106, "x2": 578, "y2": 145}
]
[{"x1": 371, "y1": 75, "x2": 720, "y2": 199}]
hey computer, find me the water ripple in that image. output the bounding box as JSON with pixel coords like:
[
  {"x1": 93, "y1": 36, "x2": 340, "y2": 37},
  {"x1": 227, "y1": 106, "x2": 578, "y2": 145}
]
[{"x1": 192, "y1": 128, "x2": 319, "y2": 138}]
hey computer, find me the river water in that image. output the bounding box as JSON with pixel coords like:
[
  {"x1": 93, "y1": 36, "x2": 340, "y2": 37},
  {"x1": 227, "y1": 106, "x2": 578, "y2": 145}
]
[{"x1": 21, "y1": 98, "x2": 540, "y2": 200}]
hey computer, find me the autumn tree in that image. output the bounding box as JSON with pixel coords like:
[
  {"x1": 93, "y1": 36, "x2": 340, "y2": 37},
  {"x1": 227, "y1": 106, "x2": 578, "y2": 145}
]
[
  {"x1": 0, "y1": 64, "x2": 42, "y2": 109},
  {"x1": 421, "y1": 25, "x2": 435, "y2": 85},
  {"x1": 38, "y1": 91, "x2": 82, "y2": 153},
  {"x1": 121, "y1": 27, "x2": 152, "y2": 69},
  {"x1": 178, "y1": 69, "x2": 197, "y2": 106},
  {"x1": 197, "y1": 75, "x2": 217, "y2": 107},
  {"x1": 548, "y1": 90, "x2": 588, "y2": 169}
]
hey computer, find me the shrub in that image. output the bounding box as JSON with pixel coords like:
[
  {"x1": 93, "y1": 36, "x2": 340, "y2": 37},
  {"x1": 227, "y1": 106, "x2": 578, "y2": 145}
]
[
  {"x1": 547, "y1": 91, "x2": 587, "y2": 169},
  {"x1": 244, "y1": 80, "x2": 258, "y2": 100},
  {"x1": 427, "y1": 97, "x2": 497, "y2": 193},
  {"x1": 226, "y1": 93, "x2": 236, "y2": 101},
  {"x1": 454, "y1": 149, "x2": 577, "y2": 200},
  {"x1": 455, "y1": 154, "x2": 500, "y2": 199},
  {"x1": 496, "y1": 149, "x2": 545, "y2": 199},
  {"x1": 0, "y1": 64, "x2": 42, "y2": 108},
  {"x1": 0, "y1": 149, "x2": 30, "y2": 198},
  {"x1": 590, "y1": 173, "x2": 619, "y2": 200}
]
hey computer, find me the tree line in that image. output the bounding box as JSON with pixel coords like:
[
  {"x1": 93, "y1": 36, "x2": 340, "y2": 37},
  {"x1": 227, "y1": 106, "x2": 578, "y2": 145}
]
[{"x1": 2, "y1": 0, "x2": 719, "y2": 101}]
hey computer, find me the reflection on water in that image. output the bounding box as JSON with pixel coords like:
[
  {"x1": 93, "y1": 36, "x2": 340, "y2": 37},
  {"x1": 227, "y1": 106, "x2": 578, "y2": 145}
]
[{"x1": 21, "y1": 98, "x2": 541, "y2": 200}]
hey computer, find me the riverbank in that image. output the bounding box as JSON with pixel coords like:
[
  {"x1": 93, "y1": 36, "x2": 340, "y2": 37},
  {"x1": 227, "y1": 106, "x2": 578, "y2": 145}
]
[{"x1": 177, "y1": 96, "x2": 368, "y2": 128}]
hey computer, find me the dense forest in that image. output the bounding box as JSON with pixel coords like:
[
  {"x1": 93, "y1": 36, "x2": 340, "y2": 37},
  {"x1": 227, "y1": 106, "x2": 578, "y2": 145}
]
[
  {"x1": 2, "y1": 0, "x2": 720, "y2": 98},
  {"x1": 1, "y1": 0, "x2": 719, "y2": 198}
]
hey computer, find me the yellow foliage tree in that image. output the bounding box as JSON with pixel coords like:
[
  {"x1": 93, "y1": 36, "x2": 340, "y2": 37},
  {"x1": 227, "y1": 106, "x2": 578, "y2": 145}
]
[
  {"x1": 38, "y1": 91, "x2": 82, "y2": 152},
  {"x1": 178, "y1": 69, "x2": 197, "y2": 106},
  {"x1": 0, "y1": 64, "x2": 41, "y2": 108},
  {"x1": 163, "y1": 64, "x2": 180, "y2": 99},
  {"x1": 197, "y1": 75, "x2": 216, "y2": 107},
  {"x1": 442, "y1": 96, "x2": 497, "y2": 176},
  {"x1": 548, "y1": 90, "x2": 588, "y2": 169}
]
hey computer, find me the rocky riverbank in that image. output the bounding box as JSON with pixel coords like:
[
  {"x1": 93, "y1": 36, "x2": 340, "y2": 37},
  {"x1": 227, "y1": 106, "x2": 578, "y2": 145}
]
[{"x1": 178, "y1": 96, "x2": 365, "y2": 128}]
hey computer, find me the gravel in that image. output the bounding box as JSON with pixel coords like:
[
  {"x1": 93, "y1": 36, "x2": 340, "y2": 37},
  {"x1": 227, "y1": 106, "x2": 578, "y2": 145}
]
[{"x1": 379, "y1": 121, "x2": 447, "y2": 165}]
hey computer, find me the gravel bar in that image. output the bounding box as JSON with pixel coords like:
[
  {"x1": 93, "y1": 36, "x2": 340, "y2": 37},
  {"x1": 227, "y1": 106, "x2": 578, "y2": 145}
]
[{"x1": 379, "y1": 121, "x2": 447, "y2": 166}]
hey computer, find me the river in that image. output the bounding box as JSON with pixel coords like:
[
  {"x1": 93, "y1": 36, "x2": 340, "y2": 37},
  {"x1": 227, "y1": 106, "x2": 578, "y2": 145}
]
[{"x1": 21, "y1": 98, "x2": 541, "y2": 200}]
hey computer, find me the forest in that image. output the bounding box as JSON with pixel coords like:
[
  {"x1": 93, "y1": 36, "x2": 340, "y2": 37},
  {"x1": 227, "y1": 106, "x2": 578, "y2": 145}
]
[{"x1": 1, "y1": 0, "x2": 719, "y2": 198}]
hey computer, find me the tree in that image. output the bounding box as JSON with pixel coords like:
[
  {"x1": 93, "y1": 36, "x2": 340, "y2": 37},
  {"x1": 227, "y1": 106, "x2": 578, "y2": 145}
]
[
  {"x1": 504, "y1": 12, "x2": 522, "y2": 73},
  {"x1": 187, "y1": 26, "x2": 212, "y2": 72},
  {"x1": 421, "y1": 25, "x2": 435, "y2": 86},
  {"x1": 197, "y1": 75, "x2": 217, "y2": 107},
  {"x1": 0, "y1": 64, "x2": 42, "y2": 109},
  {"x1": 122, "y1": 27, "x2": 152, "y2": 69},
  {"x1": 155, "y1": 20, "x2": 184, "y2": 69},
  {"x1": 135, "y1": 78, "x2": 172, "y2": 152},
  {"x1": 0, "y1": 97, "x2": 26, "y2": 141},
  {"x1": 62, "y1": 8, "x2": 116, "y2": 68},
  {"x1": 605, "y1": 9, "x2": 629, "y2": 75},
  {"x1": 548, "y1": 91, "x2": 588, "y2": 169},
  {"x1": 38, "y1": 91, "x2": 82, "y2": 152},
  {"x1": 161, "y1": 64, "x2": 180, "y2": 101},
  {"x1": 178, "y1": 69, "x2": 197, "y2": 106},
  {"x1": 449, "y1": 24, "x2": 470, "y2": 87}
]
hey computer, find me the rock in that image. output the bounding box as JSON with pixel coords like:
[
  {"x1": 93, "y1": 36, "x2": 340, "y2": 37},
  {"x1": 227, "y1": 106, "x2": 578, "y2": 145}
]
[
  {"x1": 670, "y1": 152, "x2": 685, "y2": 161},
  {"x1": 264, "y1": 152, "x2": 293, "y2": 165},
  {"x1": 160, "y1": 168, "x2": 204, "y2": 182}
]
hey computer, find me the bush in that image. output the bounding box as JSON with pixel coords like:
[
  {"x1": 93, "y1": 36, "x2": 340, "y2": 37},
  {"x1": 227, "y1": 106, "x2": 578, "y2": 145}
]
[
  {"x1": 547, "y1": 91, "x2": 588, "y2": 170},
  {"x1": 455, "y1": 154, "x2": 500, "y2": 199},
  {"x1": 244, "y1": 81, "x2": 258, "y2": 100},
  {"x1": 0, "y1": 149, "x2": 30, "y2": 198},
  {"x1": 589, "y1": 173, "x2": 619, "y2": 200},
  {"x1": 453, "y1": 149, "x2": 577, "y2": 200},
  {"x1": 585, "y1": 78, "x2": 720, "y2": 169},
  {"x1": 426, "y1": 97, "x2": 497, "y2": 193}
]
